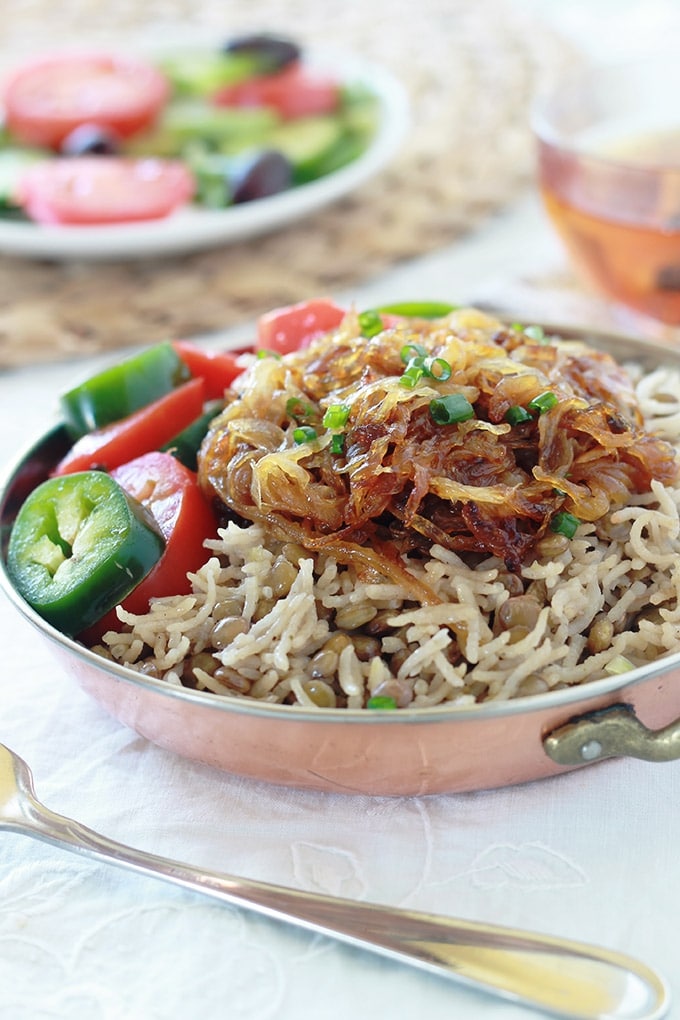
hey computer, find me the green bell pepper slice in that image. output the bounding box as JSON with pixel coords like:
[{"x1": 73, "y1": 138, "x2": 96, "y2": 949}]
[
  {"x1": 7, "y1": 471, "x2": 165, "y2": 636},
  {"x1": 373, "y1": 301, "x2": 458, "y2": 319},
  {"x1": 60, "y1": 341, "x2": 191, "y2": 440},
  {"x1": 161, "y1": 399, "x2": 225, "y2": 471}
]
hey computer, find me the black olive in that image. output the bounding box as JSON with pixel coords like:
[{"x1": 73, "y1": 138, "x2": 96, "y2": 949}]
[
  {"x1": 656, "y1": 265, "x2": 680, "y2": 291},
  {"x1": 222, "y1": 33, "x2": 301, "y2": 74},
  {"x1": 60, "y1": 124, "x2": 120, "y2": 156},
  {"x1": 231, "y1": 150, "x2": 293, "y2": 204}
]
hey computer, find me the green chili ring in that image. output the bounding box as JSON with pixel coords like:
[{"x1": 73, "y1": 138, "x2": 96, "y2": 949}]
[{"x1": 7, "y1": 471, "x2": 165, "y2": 636}]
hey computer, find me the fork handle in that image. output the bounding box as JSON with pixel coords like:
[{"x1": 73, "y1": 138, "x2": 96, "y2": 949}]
[{"x1": 11, "y1": 792, "x2": 669, "y2": 1020}]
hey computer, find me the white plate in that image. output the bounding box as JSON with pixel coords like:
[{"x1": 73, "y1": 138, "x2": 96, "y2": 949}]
[{"x1": 0, "y1": 50, "x2": 409, "y2": 261}]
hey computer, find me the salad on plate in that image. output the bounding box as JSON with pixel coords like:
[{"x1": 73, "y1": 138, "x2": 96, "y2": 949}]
[{"x1": 0, "y1": 33, "x2": 384, "y2": 227}]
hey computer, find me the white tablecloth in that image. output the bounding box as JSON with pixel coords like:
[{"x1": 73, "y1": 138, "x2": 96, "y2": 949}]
[{"x1": 1, "y1": 187, "x2": 679, "y2": 1020}]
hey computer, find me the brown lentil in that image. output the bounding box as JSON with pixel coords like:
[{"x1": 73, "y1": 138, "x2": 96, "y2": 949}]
[
  {"x1": 211, "y1": 616, "x2": 249, "y2": 649},
  {"x1": 516, "y1": 675, "x2": 549, "y2": 697},
  {"x1": 351, "y1": 634, "x2": 381, "y2": 661},
  {"x1": 536, "y1": 533, "x2": 570, "y2": 558},
  {"x1": 323, "y1": 632, "x2": 353, "y2": 654},
  {"x1": 213, "y1": 666, "x2": 252, "y2": 694},
  {"x1": 253, "y1": 596, "x2": 277, "y2": 621},
  {"x1": 445, "y1": 640, "x2": 462, "y2": 665},
  {"x1": 364, "y1": 609, "x2": 398, "y2": 636},
  {"x1": 270, "y1": 556, "x2": 298, "y2": 597},
  {"x1": 389, "y1": 645, "x2": 416, "y2": 673},
  {"x1": 334, "y1": 604, "x2": 379, "y2": 630},
  {"x1": 506, "y1": 624, "x2": 531, "y2": 645},
  {"x1": 302, "y1": 678, "x2": 337, "y2": 708},
  {"x1": 587, "y1": 617, "x2": 614, "y2": 654},
  {"x1": 371, "y1": 677, "x2": 414, "y2": 708},
  {"x1": 310, "y1": 648, "x2": 339, "y2": 677},
  {"x1": 212, "y1": 597, "x2": 243, "y2": 621},
  {"x1": 496, "y1": 594, "x2": 542, "y2": 632},
  {"x1": 496, "y1": 571, "x2": 525, "y2": 596},
  {"x1": 187, "y1": 651, "x2": 219, "y2": 678}
]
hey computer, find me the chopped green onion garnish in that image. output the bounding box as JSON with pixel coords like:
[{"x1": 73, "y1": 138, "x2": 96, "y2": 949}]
[
  {"x1": 358, "y1": 309, "x2": 384, "y2": 338},
  {"x1": 505, "y1": 405, "x2": 533, "y2": 425},
  {"x1": 424, "y1": 356, "x2": 452, "y2": 381},
  {"x1": 400, "y1": 342, "x2": 428, "y2": 364},
  {"x1": 510, "y1": 323, "x2": 550, "y2": 344},
  {"x1": 524, "y1": 325, "x2": 546, "y2": 342},
  {"x1": 604, "y1": 655, "x2": 634, "y2": 675},
  {"x1": 322, "y1": 403, "x2": 350, "y2": 428},
  {"x1": 256, "y1": 349, "x2": 282, "y2": 359},
  {"x1": 330, "y1": 433, "x2": 345, "y2": 455},
  {"x1": 293, "y1": 425, "x2": 318, "y2": 444},
  {"x1": 376, "y1": 301, "x2": 457, "y2": 319},
  {"x1": 400, "y1": 350, "x2": 452, "y2": 381},
  {"x1": 367, "y1": 695, "x2": 398, "y2": 710},
  {"x1": 429, "y1": 393, "x2": 475, "y2": 424},
  {"x1": 528, "y1": 391, "x2": 558, "y2": 414},
  {"x1": 550, "y1": 511, "x2": 580, "y2": 538},
  {"x1": 399, "y1": 364, "x2": 425, "y2": 388},
  {"x1": 286, "y1": 396, "x2": 314, "y2": 421}
]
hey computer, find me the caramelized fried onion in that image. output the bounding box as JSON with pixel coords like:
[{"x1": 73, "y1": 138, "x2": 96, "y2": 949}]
[{"x1": 198, "y1": 308, "x2": 680, "y2": 593}]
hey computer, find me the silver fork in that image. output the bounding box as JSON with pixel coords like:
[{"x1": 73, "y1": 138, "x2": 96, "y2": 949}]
[{"x1": 0, "y1": 742, "x2": 669, "y2": 1020}]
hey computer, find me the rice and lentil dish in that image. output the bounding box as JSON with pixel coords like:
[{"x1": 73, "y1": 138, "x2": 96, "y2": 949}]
[{"x1": 95, "y1": 307, "x2": 680, "y2": 709}]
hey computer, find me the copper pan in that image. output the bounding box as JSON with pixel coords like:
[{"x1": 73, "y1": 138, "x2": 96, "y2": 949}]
[{"x1": 3, "y1": 322, "x2": 680, "y2": 797}]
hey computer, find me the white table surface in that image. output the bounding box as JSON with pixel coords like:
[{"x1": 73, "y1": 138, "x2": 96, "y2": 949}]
[
  {"x1": 2, "y1": 188, "x2": 679, "y2": 1020},
  {"x1": 3, "y1": 2, "x2": 680, "y2": 1015}
]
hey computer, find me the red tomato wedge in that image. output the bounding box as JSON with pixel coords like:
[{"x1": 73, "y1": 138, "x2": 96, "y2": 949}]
[
  {"x1": 53, "y1": 378, "x2": 206, "y2": 475},
  {"x1": 80, "y1": 451, "x2": 217, "y2": 641},
  {"x1": 256, "y1": 298, "x2": 346, "y2": 355},
  {"x1": 17, "y1": 157, "x2": 194, "y2": 226},
  {"x1": 3, "y1": 52, "x2": 168, "y2": 148},
  {"x1": 172, "y1": 341, "x2": 253, "y2": 400},
  {"x1": 3, "y1": 52, "x2": 169, "y2": 148},
  {"x1": 213, "y1": 62, "x2": 340, "y2": 120}
]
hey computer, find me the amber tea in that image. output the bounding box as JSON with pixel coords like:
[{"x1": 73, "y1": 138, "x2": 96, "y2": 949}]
[{"x1": 538, "y1": 125, "x2": 680, "y2": 324}]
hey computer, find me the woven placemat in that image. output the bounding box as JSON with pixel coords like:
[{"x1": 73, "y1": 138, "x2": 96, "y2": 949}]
[{"x1": 0, "y1": 0, "x2": 577, "y2": 368}]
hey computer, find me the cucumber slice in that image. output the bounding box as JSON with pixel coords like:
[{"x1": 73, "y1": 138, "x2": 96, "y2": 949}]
[
  {"x1": 124, "y1": 102, "x2": 280, "y2": 157},
  {"x1": 341, "y1": 89, "x2": 381, "y2": 139},
  {"x1": 157, "y1": 51, "x2": 258, "y2": 97},
  {"x1": 297, "y1": 133, "x2": 365, "y2": 183},
  {"x1": 165, "y1": 101, "x2": 279, "y2": 143},
  {"x1": 268, "y1": 115, "x2": 344, "y2": 182}
]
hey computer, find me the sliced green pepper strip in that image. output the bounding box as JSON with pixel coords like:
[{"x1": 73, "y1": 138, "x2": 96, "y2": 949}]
[
  {"x1": 374, "y1": 301, "x2": 457, "y2": 319},
  {"x1": 60, "y1": 341, "x2": 191, "y2": 440},
  {"x1": 162, "y1": 399, "x2": 225, "y2": 471},
  {"x1": 7, "y1": 472, "x2": 165, "y2": 636}
]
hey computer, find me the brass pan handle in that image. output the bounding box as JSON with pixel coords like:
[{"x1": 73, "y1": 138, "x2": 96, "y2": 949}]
[{"x1": 544, "y1": 704, "x2": 680, "y2": 766}]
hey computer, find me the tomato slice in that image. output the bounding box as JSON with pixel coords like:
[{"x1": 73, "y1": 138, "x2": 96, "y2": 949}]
[
  {"x1": 3, "y1": 52, "x2": 169, "y2": 148},
  {"x1": 17, "y1": 157, "x2": 194, "y2": 225},
  {"x1": 80, "y1": 451, "x2": 217, "y2": 641},
  {"x1": 256, "y1": 298, "x2": 346, "y2": 355},
  {"x1": 53, "y1": 378, "x2": 206, "y2": 475},
  {"x1": 213, "y1": 62, "x2": 340, "y2": 120},
  {"x1": 172, "y1": 340, "x2": 253, "y2": 399}
]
